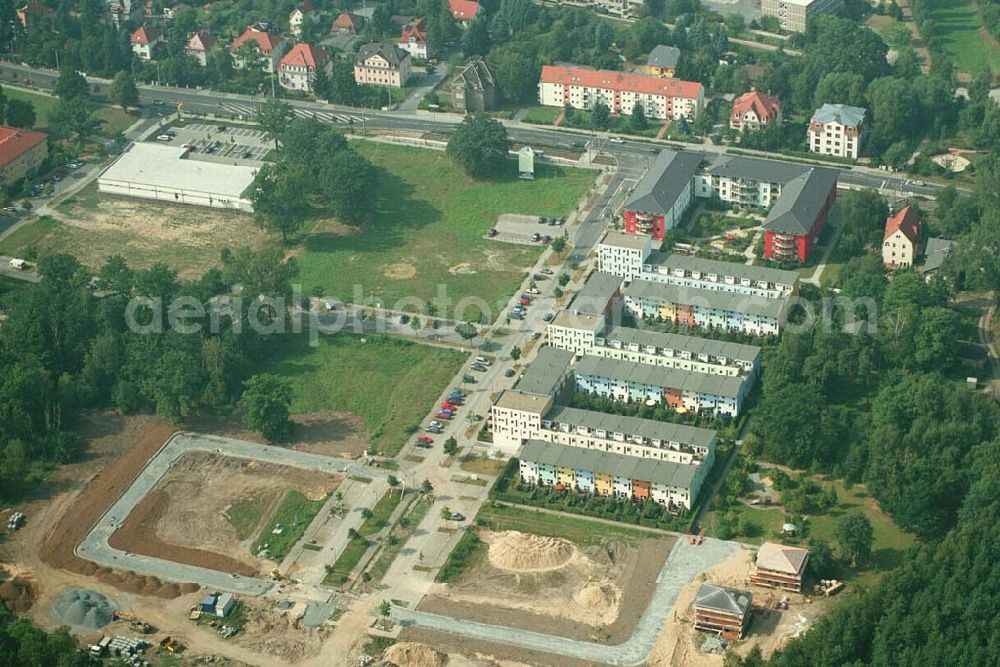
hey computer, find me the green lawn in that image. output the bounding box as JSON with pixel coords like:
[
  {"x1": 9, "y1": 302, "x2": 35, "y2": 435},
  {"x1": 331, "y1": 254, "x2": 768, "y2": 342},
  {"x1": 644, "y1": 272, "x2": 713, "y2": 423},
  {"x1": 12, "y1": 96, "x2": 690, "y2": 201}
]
[
  {"x1": 323, "y1": 489, "x2": 404, "y2": 585},
  {"x1": 364, "y1": 495, "x2": 433, "y2": 585},
  {"x1": 4, "y1": 87, "x2": 134, "y2": 137},
  {"x1": 296, "y1": 141, "x2": 593, "y2": 321},
  {"x1": 253, "y1": 490, "x2": 329, "y2": 561},
  {"x1": 262, "y1": 334, "x2": 466, "y2": 455},
  {"x1": 926, "y1": 0, "x2": 1000, "y2": 73},
  {"x1": 224, "y1": 493, "x2": 271, "y2": 540},
  {"x1": 520, "y1": 106, "x2": 562, "y2": 124}
]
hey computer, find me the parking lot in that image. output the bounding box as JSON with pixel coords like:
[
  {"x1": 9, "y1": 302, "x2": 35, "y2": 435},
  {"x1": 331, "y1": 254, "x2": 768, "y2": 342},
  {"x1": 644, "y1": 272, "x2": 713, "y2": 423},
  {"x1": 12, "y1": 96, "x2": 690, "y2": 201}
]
[
  {"x1": 487, "y1": 213, "x2": 566, "y2": 246},
  {"x1": 148, "y1": 122, "x2": 272, "y2": 165}
]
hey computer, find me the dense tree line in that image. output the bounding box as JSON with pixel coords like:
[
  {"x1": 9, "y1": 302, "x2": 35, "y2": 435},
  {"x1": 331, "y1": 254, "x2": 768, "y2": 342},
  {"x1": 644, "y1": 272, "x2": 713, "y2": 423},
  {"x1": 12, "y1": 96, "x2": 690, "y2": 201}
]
[
  {"x1": 0, "y1": 603, "x2": 93, "y2": 667},
  {"x1": 0, "y1": 248, "x2": 297, "y2": 504}
]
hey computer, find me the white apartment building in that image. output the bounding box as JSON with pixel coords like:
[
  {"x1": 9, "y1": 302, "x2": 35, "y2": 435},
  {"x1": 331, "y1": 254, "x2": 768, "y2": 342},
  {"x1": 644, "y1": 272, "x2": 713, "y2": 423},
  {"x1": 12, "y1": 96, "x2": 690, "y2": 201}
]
[
  {"x1": 597, "y1": 231, "x2": 652, "y2": 281},
  {"x1": 808, "y1": 103, "x2": 866, "y2": 159},
  {"x1": 760, "y1": 0, "x2": 842, "y2": 32}
]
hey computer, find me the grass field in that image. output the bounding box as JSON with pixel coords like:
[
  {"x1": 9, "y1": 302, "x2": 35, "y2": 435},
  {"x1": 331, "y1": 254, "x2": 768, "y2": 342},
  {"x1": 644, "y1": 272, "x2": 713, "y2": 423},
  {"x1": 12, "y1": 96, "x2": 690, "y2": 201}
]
[
  {"x1": 225, "y1": 493, "x2": 271, "y2": 540},
  {"x1": 925, "y1": 0, "x2": 1000, "y2": 73},
  {"x1": 0, "y1": 189, "x2": 273, "y2": 279},
  {"x1": 254, "y1": 490, "x2": 329, "y2": 561},
  {"x1": 323, "y1": 489, "x2": 404, "y2": 585},
  {"x1": 3, "y1": 87, "x2": 134, "y2": 137},
  {"x1": 263, "y1": 334, "x2": 466, "y2": 455},
  {"x1": 296, "y1": 141, "x2": 594, "y2": 320},
  {"x1": 520, "y1": 106, "x2": 562, "y2": 124}
]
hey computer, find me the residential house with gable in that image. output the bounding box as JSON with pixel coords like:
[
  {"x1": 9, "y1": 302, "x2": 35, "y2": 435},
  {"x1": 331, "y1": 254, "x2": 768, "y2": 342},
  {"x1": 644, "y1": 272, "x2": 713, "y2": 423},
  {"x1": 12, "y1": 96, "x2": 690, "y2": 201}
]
[
  {"x1": 882, "y1": 205, "x2": 921, "y2": 268},
  {"x1": 730, "y1": 91, "x2": 782, "y2": 131},
  {"x1": 397, "y1": 19, "x2": 430, "y2": 60},
  {"x1": 186, "y1": 29, "x2": 217, "y2": 66},
  {"x1": 354, "y1": 43, "x2": 412, "y2": 87},
  {"x1": 230, "y1": 24, "x2": 288, "y2": 73},
  {"x1": 289, "y1": 0, "x2": 320, "y2": 36},
  {"x1": 278, "y1": 43, "x2": 330, "y2": 93},
  {"x1": 808, "y1": 103, "x2": 866, "y2": 159},
  {"x1": 131, "y1": 25, "x2": 162, "y2": 60}
]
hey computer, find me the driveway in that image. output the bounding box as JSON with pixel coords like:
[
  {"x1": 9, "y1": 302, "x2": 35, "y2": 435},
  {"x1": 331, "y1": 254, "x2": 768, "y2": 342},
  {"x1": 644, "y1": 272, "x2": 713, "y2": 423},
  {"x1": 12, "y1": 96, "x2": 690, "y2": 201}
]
[{"x1": 398, "y1": 62, "x2": 449, "y2": 112}]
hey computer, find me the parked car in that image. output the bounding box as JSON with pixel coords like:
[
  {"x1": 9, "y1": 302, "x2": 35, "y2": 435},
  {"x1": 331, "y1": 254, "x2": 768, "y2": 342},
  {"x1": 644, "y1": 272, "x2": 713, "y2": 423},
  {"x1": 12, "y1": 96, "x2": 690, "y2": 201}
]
[
  {"x1": 8, "y1": 258, "x2": 27, "y2": 270},
  {"x1": 538, "y1": 216, "x2": 549, "y2": 225},
  {"x1": 156, "y1": 134, "x2": 172, "y2": 141},
  {"x1": 504, "y1": 368, "x2": 515, "y2": 377},
  {"x1": 541, "y1": 268, "x2": 554, "y2": 275},
  {"x1": 217, "y1": 124, "x2": 228, "y2": 131},
  {"x1": 415, "y1": 441, "x2": 432, "y2": 449},
  {"x1": 434, "y1": 412, "x2": 452, "y2": 420},
  {"x1": 449, "y1": 512, "x2": 466, "y2": 521},
  {"x1": 533, "y1": 273, "x2": 548, "y2": 281},
  {"x1": 532, "y1": 331, "x2": 542, "y2": 340},
  {"x1": 555, "y1": 217, "x2": 566, "y2": 226},
  {"x1": 527, "y1": 288, "x2": 540, "y2": 295},
  {"x1": 471, "y1": 364, "x2": 487, "y2": 372},
  {"x1": 519, "y1": 297, "x2": 530, "y2": 306},
  {"x1": 430, "y1": 420, "x2": 443, "y2": 427},
  {"x1": 475, "y1": 356, "x2": 491, "y2": 365},
  {"x1": 426, "y1": 426, "x2": 443, "y2": 434},
  {"x1": 509, "y1": 312, "x2": 524, "y2": 320},
  {"x1": 543, "y1": 313, "x2": 555, "y2": 322},
  {"x1": 609, "y1": 137, "x2": 625, "y2": 144},
  {"x1": 432, "y1": 319, "x2": 441, "y2": 329},
  {"x1": 462, "y1": 374, "x2": 476, "y2": 383},
  {"x1": 542, "y1": 235, "x2": 552, "y2": 244},
  {"x1": 531, "y1": 232, "x2": 541, "y2": 242},
  {"x1": 417, "y1": 436, "x2": 434, "y2": 444}
]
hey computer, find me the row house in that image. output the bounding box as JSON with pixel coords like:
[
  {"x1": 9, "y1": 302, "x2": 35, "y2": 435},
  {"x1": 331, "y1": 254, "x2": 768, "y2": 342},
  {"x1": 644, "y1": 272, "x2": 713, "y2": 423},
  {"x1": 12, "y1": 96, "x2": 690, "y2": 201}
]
[
  {"x1": 808, "y1": 103, "x2": 866, "y2": 159},
  {"x1": 278, "y1": 43, "x2": 330, "y2": 94},
  {"x1": 518, "y1": 440, "x2": 708, "y2": 510},
  {"x1": 547, "y1": 310, "x2": 761, "y2": 377},
  {"x1": 540, "y1": 405, "x2": 716, "y2": 466},
  {"x1": 573, "y1": 355, "x2": 749, "y2": 417},
  {"x1": 598, "y1": 231, "x2": 799, "y2": 298},
  {"x1": 538, "y1": 65, "x2": 704, "y2": 121},
  {"x1": 230, "y1": 25, "x2": 288, "y2": 73},
  {"x1": 623, "y1": 279, "x2": 789, "y2": 337}
]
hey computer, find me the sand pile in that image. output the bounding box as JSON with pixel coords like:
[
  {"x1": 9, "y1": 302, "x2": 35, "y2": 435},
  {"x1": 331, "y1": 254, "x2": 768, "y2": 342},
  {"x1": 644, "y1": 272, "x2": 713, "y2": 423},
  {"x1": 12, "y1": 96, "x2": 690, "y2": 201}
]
[
  {"x1": 487, "y1": 531, "x2": 575, "y2": 572},
  {"x1": 383, "y1": 642, "x2": 443, "y2": 667},
  {"x1": 52, "y1": 589, "x2": 116, "y2": 629},
  {"x1": 574, "y1": 581, "x2": 621, "y2": 611},
  {"x1": 0, "y1": 577, "x2": 37, "y2": 613}
]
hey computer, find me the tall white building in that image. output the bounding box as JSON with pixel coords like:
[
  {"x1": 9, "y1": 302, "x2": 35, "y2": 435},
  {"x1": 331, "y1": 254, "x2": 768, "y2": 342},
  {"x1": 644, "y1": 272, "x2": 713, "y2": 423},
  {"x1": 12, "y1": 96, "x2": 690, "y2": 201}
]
[{"x1": 808, "y1": 104, "x2": 867, "y2": 159}]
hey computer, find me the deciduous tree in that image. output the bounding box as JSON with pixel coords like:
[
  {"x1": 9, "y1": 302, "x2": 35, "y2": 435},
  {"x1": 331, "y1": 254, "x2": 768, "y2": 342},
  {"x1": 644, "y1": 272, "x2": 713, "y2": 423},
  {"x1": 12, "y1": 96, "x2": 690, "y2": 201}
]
[{"x1": 240, "y1": 373, "x2": 294, "y2": 442}]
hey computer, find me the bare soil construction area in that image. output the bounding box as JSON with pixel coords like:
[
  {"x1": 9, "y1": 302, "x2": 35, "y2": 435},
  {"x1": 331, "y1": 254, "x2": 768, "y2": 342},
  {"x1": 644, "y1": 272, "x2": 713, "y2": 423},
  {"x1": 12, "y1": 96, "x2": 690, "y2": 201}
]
[
  {"x1": 418, "y1": 529, "x2": 677, "y2": 645},
  {"x1": 108, "y1": 452, "x2": 341, "y2": 576},
  {"x1": 190, "y1": 410, "x2": 371, "y2": 459}
]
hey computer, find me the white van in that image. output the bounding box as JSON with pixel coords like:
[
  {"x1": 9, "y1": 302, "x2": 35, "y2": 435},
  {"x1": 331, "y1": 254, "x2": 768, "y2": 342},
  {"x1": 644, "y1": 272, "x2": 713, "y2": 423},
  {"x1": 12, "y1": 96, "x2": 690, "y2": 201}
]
[
  {"x1": 8, "y1": 258, "x2": 27, "y2": 270},
  {"x1": 475, "y1": 356, "x2": 491, "y2": 366}
]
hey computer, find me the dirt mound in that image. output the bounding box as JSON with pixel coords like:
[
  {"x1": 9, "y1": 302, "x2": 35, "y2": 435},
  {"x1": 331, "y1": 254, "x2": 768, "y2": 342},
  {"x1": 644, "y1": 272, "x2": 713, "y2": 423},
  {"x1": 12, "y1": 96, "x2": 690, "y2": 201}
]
[
  {"x1": 574, "y1": 581, "x2": 621, "y2": 610},
  {"x1": 0, "y1": 577, "x2": 36, "y2": 613},
  {"x1": 385, "y1": 262, "x2": 417, "y2": 280},
  {"x1": 52, "y1": 588, "x2": 116, "y2": 629},
  {"x1": 487, "y1": 531, "x2": 575, "y2": 572},
  {"x1": 383, "y1": 642, "x2": 444, "y2": 667}
]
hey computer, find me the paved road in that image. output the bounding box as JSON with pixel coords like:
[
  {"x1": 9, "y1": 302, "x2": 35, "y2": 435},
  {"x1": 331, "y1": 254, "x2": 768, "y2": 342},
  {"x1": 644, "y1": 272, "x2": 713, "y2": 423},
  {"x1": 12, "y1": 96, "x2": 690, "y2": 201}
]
[
  {"x1": 399, "y1": 62, "x2": 448, "y2": 112},
  {"x1": 76, "y1": 431, "x2": 390, "y2": 596},
  {"x1": 391, "y1": 537, "x2": 740, "y2": 666}
]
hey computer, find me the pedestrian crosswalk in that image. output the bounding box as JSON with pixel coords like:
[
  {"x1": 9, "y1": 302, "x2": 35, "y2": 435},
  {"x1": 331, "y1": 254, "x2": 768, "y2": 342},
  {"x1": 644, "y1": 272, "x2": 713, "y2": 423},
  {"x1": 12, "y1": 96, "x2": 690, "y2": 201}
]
[{"x1": 217, "y1": 101, "x2": 366, "y2": 125}]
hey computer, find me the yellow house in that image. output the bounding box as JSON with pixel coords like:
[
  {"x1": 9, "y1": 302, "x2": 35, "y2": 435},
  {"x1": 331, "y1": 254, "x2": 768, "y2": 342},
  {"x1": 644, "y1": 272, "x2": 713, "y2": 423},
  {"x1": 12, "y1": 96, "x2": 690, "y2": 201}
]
[
  {"x1": 557, "y1": 465, "x2": 575, "y2": 487},
  {"x1": 595, "y1": 472, "x2": 614, "y2": 496},
  {"x1": 659, "y1": 301, "x2": 676, "y2": 321}
]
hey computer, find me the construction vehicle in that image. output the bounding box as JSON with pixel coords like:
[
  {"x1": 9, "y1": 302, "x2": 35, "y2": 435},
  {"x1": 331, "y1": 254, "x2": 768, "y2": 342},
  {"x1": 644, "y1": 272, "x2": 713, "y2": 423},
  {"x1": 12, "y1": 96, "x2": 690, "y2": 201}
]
[
  {"x1": 113, "y1": 610, "x2": 153, "y2": 633},
  {"x1": 159, "y1": 636, "x2": 183, "y2": 654}
]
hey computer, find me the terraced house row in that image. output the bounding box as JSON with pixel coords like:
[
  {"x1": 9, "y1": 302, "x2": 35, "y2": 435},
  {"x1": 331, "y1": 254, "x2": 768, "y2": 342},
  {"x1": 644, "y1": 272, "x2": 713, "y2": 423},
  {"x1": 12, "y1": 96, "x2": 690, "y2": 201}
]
[
  {"x1": 623, "y1": 279, "x2": 789, "y2": 337},
  {"x1": 574, "y1": 355, "x2": 750, "y2": 417},
  {"x1": 598, "y1": 231, "x2": 799, "y2": 298},
  {"x1": 518, "y1": 440, "x2": 710, "y2": 511}
]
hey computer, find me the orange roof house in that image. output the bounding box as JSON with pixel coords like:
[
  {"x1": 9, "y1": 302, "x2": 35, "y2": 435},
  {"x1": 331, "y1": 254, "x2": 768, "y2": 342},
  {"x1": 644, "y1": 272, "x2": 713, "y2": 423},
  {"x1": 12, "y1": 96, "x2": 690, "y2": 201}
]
[
  {"x1": 0, "y1": 126, "x2": 48, "y2": 186},
  {"x1": 230, "y1": 25, "x2": 284, "y2": 56},
  {"x1": 730, "y1": 91, "x2": 782, "y2": 131},
  {"x1": 539, "y1": 65, "x2": 703, "y2": 101},
  {"x1": 448, "y1": 0, "x2": 480, "y2": 21},
  {"x1": 279, "y1": 42, "x2": 330, "y2": 71},
  {"x1": 882, "y1": 205, "x2": 922, "y2": 268},
  {"x1": 332, "y1": 10, "x2": 365, "y2": 33},
  {"x1": 130, "y1": 25, "x2": 160, "y2": 46}
]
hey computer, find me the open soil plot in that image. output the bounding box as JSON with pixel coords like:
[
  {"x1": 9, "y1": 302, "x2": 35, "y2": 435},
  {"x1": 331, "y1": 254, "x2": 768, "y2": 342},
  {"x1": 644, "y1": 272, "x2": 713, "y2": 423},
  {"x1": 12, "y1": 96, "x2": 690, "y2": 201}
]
[
  {"x1": 396, "y1": 627, "x2": 607, "y2": 667},
  {"x1": 0, "y1": 187, "x2": 272, "y2": 279},
  {"x1": 108, "y1": 452, "x2": 341, "y2": 576},
  {"x1": 189, "y1": 410, "x2": 372, "y2": 459},
  {"x1": 417, "y1": 529, "x2": 676, "y2": 644}
]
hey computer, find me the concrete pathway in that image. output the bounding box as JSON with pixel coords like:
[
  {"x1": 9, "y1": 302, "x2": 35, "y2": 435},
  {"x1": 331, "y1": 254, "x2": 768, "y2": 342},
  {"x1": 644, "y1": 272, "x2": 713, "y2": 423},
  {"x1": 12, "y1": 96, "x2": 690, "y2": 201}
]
[
  {"x1": 399, "y1": 62, "x2": 448, "y2": 112},
  {"x1": 802, "y1": 204, "x2": 845, "y2": 286},
  {"x1": 390, "y1": 537, "x2": 740, "y2": 666}
]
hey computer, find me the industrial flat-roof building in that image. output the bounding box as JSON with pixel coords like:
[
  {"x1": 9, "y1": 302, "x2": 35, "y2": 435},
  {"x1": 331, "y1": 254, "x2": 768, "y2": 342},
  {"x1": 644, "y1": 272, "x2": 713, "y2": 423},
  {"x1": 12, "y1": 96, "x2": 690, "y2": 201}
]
[{"x1": 98, "y1": 142, "x2": 258, "y2": 212}]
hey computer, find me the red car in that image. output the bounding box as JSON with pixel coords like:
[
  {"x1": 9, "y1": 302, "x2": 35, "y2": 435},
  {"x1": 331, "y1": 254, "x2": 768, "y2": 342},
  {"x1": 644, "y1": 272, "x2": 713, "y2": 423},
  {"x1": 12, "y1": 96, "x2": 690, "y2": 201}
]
[
  {"x1": 417, "y1": 436, "x2": 433, "y2": 444},
  {"x1": 434, "y1": 412, "x2": 452, "y2": 420},
  {"x1": 441, "y1": 402, "x2": 458, "y2": 409},
  {"x1": 519, "y1": 298, "x2": 530, "y2": 306}
]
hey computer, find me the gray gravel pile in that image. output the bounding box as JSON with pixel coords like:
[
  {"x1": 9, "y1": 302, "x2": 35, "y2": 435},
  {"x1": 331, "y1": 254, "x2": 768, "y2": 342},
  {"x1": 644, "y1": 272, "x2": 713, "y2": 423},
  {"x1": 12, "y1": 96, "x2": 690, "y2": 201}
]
[{"x1": 52, "y1": 588, "x2": 116, "y2": 629}]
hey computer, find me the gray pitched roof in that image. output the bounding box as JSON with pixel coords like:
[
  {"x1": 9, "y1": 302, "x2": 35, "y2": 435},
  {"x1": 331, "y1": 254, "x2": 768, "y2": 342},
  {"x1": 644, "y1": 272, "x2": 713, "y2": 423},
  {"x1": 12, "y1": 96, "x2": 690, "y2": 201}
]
[
  {"x1": 811, "y1": 103, "x2": 867, "y2": 128},
  {"x1": 647, "y1": 253, "x2": 800, "y2": 288},
  {"x1": 519, "y1": 439, "x2": 699, "y2": 490},
  {"x1": 693, "y1": 584, "x2": 752, "y2": 615},
  {"x1": 574, "y1": 354, "x2": 747, "y2": 398},
  {"x1": 706, "y1": 153, "x2": 809, "y2": 185},
  {"x1": 762, "y1": 168, "x2": 839, "y2": 235},
  {"x1": 514, "y1": 347, "x2": 574, "y2": 397},
  {"x1": 922, "y1": 237, "x2": 957, "y2": 273},
  {"x1": 453, "y1": 59, "x2": 494, "y2": 90},
  {"x1": 600, "y1": 325, "x2": 761, "y2": 366},
  {"x1": 647, "y1": 45, "x2": 681, "y2": 68},
  {"x1": 624, "y1": 279, "x2": 788, "y2": 320},
  {"x1": 356, "y1": 42, "x2": 408, "y2": 66},
  {"x1": 544, "y1": 405, "x2": 717, "y2": 450},
  {"x1": 570, "y1": 271, "x2": 624, "y2": 315},
  {"x1": 624, "y1": 150, "x2": 704, "y2": 215}
]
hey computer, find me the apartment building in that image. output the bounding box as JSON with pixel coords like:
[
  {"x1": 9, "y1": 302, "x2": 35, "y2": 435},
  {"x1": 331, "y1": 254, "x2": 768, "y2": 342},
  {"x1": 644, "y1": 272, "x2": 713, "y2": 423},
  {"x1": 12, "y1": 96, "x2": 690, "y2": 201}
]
[
  {"x1": 729, "y1": 91, "x2": 782, "y2": 131},
  {"x1": 574, "y1": 355, "x2": 750, "y2": 417},
  {"x1": 354, "y1": 43, "x2": 412, "y2": 87},
  {"x1": 538, "y1": 65, "x2": 704, "y2": 121},
  {"x1": 623, "y1": 150, "x2": 702, "y2": 238},
  {"x1": 882, "y1": 205, "x2": 921, "y2": 269},
  {"x1": 623, "y1": 279, "x2": 789, "y2": 337},
  {"x1": 0, "y1": 126, "x2": 47, "y2": 187},
  {"x1": 547, "y1": 311, "x2": 761, "y2": 377},
  {"x1": 762, "y1": 168, "x2": 839, "y2": 263},
  {"x1": 761, "y1": 0, "x2": 842, "y2": 32},
  {"x1": 518, "y1": 439, "x2": 708, "y2": 510},
  {"x1": 278, "y1": 43, "x2": 330, "y2": 93},
  {"x1": 598, "y1": 232, "x2": 799, "y2": 298},
  {"x1": 808, "y1": 103, "x2": 866, "y2": 159}
]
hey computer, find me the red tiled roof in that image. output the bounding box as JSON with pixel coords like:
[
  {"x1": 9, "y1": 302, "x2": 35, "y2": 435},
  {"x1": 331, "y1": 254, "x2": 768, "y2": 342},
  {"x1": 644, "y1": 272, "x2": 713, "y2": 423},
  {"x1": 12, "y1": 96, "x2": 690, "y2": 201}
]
[
  {"x1": 0, "y1": 125, "x2": 47, "y2": 169},
  {"x1": 186, "y1": 29, "x2": 216, "y2": 51},
  {"x1": 279, "y1": 42, "x2": 329, "y2": 70},
  {"x1": 731, "y1": 91, "x2": 781, "y2": 123},
  {"x1": 540, "y1": 65, "x2": 703, "y2": 101},
  {"x1": 884, "y1": 205, "x2": 921, "y2": 244},
  {"x1": 400, "y1": 20, "x2": 428, "y2": 44},
  {"x1": 448, "y1": 0, "x2": 479, "y2": 20},
  {"x1": 332, "y1": 10, "x2": 363, "y2": 32},
  {"x1": 131, "y1": 25, "x2": 160, "y2": 45},
  {"x1": 230, "y1": 26, "x2": 283, "y2": 54}
]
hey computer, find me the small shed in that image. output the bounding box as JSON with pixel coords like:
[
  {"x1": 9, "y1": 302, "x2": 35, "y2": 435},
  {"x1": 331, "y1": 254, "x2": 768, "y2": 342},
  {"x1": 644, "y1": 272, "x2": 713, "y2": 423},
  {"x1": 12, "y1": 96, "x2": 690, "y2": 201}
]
[
  {"x1": 518, "y1": 146, "x2": 535, "y2": 180},
  {"x1": 215, "y1": 593, "x2": 237, "y2": 618},
  {"x1": 967, "y1": 377, "x2": 978, "y2": 390},
  {"x1": 200, "y1": 594, "x2": 218, "y2": 613}
]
